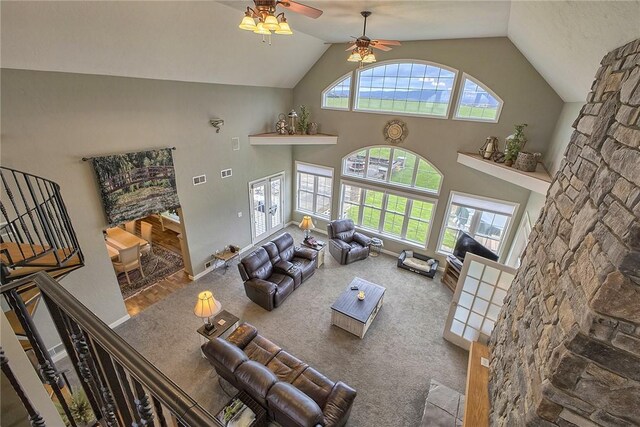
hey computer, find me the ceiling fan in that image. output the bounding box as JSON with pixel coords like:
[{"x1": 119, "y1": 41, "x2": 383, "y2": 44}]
[
  {"x1": 239, "y1": 0, "x2": 323, "y2": 37},
  {"x1": 344, "y1": 11, "x2": 401, "y2": 64}
]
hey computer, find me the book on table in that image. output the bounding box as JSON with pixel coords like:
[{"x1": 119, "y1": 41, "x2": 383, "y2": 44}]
[{"x1": 215, "y1": 397, "x2": 256, "y2": 427}]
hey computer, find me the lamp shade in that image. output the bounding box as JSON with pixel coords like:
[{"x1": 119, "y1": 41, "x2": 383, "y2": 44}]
[
  {"x1": 253, "y1": 22, "x2": 271, "y2": 35},
  {"x1": 347, "y1": 51, "x2": 363, "y2": 62},
  {"x1": 362, "y1": 50, "x2": 377, "y2": 63},
  {"x1": 194, "y1": 291, "x2": 221, "y2": 319},
  {"x1": 239, "y1": 15, "x2": 257, "y2": 31},
  {"x1": 263, "y1": 14, "x2": 280, "y2": 31},
  {"x1": 275, "y1": 20, "x2": 293, "y2": 35},
  {"x1": 299, "y1": 216, "x2": 315, "y2": 231}
]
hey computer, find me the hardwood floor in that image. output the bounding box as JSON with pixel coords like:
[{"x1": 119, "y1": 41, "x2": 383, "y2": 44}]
[{"x1": 122, "y1": 215, "x2": 191, "y2": 317}]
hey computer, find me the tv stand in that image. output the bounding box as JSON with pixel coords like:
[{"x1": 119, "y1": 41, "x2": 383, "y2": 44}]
[{"x1": 442, "y1": 257, "x2": 461, "y2": 292}]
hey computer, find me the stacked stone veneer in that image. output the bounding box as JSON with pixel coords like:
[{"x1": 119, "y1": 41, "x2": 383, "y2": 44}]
[{"x1": 489, "y1": 39, "x2": 640, "y2": 426}]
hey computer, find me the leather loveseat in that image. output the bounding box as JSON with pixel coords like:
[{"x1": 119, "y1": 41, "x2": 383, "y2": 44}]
[
  {"x1": 327, "y1": 219, "x2": 372, "y2": 265},
  {"x1": 238, "y1": 233, "x2": 317, "y2": 311},
  {"x1": 203, "y1": 323, "x2": 356, "y2": 427}
]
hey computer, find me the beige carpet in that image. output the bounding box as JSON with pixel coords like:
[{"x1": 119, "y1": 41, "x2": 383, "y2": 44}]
[{"x1": 115, "y1": 226, "x2": 468, "y2": 426}]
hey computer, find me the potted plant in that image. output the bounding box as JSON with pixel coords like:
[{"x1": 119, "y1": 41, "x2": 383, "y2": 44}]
[
  {"x1": 504, "y1": 123, "x2": 528, "y2": 167},
  {"x1": 297, "y1": 105, "x2": 310, "y2": 135},
  {"x1": 55, "y1": 389, "x2": 97, "y2": 427}
]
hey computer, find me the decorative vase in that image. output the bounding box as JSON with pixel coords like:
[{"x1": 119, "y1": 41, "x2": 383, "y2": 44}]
[
  {"x1": 275, "y1": 114, "x2": 288, "y2": 135},
  {"x1": 514, "y1": 152, "x2": 541, "y2": 172},
  {"x1": 307, "y1": 122, "x2": 318, "y2": 135},
  {"x1": 287, "y1": 110, "x2": 298, "y2": 135}
]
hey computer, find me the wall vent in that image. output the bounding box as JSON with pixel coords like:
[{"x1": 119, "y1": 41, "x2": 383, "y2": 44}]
[
  {"x1": 221, "y1": 169, "x2": 232, "y2": 179},
  {"x1": 192, "y1": 175, "x2": 206, "y2": 185}
]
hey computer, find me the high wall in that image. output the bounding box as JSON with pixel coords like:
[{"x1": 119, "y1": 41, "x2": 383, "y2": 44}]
[
  {"x1": 490, "y1": 39, "x2": 640, "y2": 426},
  {"x1": 1, "y1": 69, "x2": 293, "y2": 345},
  {"x1": 292, "y1": 37, "x2": 563, "y2": 260}
]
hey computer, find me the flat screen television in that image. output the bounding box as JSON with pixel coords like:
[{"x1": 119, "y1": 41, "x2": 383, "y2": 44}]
[{"x1": 452, "y1": 231, "x2": 499, "y2": 262}]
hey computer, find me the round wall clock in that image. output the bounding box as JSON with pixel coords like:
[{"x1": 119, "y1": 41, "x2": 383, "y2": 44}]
[{"x1": 383, "y1": 119, "x2": 408, "y2": 144}]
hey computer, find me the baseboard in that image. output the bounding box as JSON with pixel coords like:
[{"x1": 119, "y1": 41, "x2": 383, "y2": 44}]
[{"x1": 49, "y1": 314, "x2": 131, "y2": 361}]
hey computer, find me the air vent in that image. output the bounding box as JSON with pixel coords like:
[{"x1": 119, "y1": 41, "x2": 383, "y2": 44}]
[
  {"x1": 221, "y1": 169, "x2": 232, "y2": 179},
  {"x1": 192, "y1": 175, "x2": 206, "y2": 186}
]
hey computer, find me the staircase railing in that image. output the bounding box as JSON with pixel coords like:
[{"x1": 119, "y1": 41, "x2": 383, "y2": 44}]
[
  {"x1": 0, "y1": 166, "x2": 83, "y2": 282},
  {"x1": 1, "y1": 272, "x2": 222, "y2": 427}
]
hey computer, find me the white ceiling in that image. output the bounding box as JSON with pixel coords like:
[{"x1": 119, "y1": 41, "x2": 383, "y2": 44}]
[{"x1": 1, "y1": 1, "x2": 639, "y2": 101}]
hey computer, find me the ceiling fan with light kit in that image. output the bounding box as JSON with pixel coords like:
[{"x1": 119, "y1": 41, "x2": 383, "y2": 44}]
[
  {"x1": 344, "y1": 11, "x2": 401, "y2": 66},
  {"x1": 238, "y1": 0, "x2": 323, "y2": 42}
]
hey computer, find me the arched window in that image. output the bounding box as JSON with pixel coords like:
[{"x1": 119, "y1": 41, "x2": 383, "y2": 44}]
[
  {"x1": 322, "y1": 73, "x2": 352, "y2": 110},
  {"x1": 342, "y1": 146, "x2": 443, "y2": 195},
  {"x1": 454, "y1": 74, "x2": 503, "y2": 122},
  {"x1": 354, "y1": 61, "x2": 457, "y2": 118}
]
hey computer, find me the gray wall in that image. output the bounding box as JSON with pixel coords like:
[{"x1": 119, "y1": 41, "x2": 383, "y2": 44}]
[
  {"x1": 1, "y1": 69, "x2": 292, "y2": 341},
  {"x1": 543, "y1": 102, "x2": 585, "y2": 175},
  {"x1": 292, "y1": 38, "x2": 564, "y2": 260}
]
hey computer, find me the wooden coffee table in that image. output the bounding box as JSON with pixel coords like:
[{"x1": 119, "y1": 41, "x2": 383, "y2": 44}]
[{"x1": 330, "y1": 278, "x2": 385, "y2": 338}]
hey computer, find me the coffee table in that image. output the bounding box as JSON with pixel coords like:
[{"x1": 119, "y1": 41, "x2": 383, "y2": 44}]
[{"x1": 331, "y1": 278, "x2": 385, "y2": 338}]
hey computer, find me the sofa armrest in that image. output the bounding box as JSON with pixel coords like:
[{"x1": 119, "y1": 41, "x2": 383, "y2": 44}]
[
  {"x1": 294, "y1": 246, "x2": 318, "y2": 261},
  {"x1": 274, "y1": 260, "x2": 294, "y2": 274},
  {"x1": 227, "y1": 323, "x2": 258, "y2": 349},
  {"x1": 322, "y1": 381, "x2": 357, "y2": 427},
  {"x1": 245, "y1": 278, "x2": 277, "y2": 295},
  {"x1": 330, "y1": 239, "x2": 351, "y2": 251},
  {"x1": 353, "y1": 232, "x2": 371, "y2": 247},
  {"x1": 201, "y1": 338, "x2": 248, "y2": 373}
]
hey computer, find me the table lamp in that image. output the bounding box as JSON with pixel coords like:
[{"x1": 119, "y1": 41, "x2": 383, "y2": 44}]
[
  {"x1": 299, "y1": 216, "x2": 315, "y2": 241},
  {"x1": 194, "y1": 290, "x2": 222, "y2": 335}
]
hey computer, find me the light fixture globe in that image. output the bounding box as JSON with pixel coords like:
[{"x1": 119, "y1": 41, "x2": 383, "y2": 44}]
[
  {"x1": 239, "y1": 14, "x2": 257, "y2": 31},
  {"x1": 362, "y1": 50, "x2": 377, "y2": 63},
  {"x1": 263, "y1": 14, "x2": 280, "y2": 31},
  {"x1": 348, "y1": 51, "x2": 363, "y2": 62},
  {"x1": 275, "y1": 18, "x2": 293, "y2": 35},
  {"x1": 253, "y1": 22, "x2": 271, "y2": 35}
]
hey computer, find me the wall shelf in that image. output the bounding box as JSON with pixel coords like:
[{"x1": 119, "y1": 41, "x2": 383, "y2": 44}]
[
  {"x1": 457, "y1": 152, "x2": 552, "y2": 194},
  {"x1": 249, "y1": 133, "x2": 338, "y2": 146}
]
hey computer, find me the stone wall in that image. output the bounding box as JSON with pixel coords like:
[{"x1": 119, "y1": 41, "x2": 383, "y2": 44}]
[{"x1": 489, "y1": 39, "x2": 640, "y2": 426}]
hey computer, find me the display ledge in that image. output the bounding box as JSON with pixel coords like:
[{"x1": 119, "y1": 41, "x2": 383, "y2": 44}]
[
  {"x1": 457, "y1": 152, "x2": 552, "y2": 194},
  {"x1": 249, "y1": 133, "x2": 338, "y2": 145}
]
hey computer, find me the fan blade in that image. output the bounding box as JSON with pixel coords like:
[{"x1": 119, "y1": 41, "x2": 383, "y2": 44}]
[
  {"x1": 279, "y1": 0, "x2": 323, "y2": 18},
  {"x1": 372, "y1": 44, "x2": 392, "y2": 52},
  {"x1": 345, "y1": 44, "x2": 357, "y2": 51},
  {"x1": 373, "y1": 39, "x2": 401, "y2": 46}
]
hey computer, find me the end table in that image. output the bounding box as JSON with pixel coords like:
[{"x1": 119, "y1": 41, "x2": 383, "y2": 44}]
[
  {"x1": 198, "y1": 310, "x2": 240, "y2": 357},
  {"x1": 301, "y1": 240, "x2": 326, "y2": 267}
]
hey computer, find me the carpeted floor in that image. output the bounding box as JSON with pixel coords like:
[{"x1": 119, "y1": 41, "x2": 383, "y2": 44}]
[{"x1": 115, "y1": 226, "x2": 468, "y2": 426}]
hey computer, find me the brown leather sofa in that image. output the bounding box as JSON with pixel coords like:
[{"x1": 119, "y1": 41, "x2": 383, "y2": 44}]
[
  {"x1": 327, "y1": 219, "x2": 372, "y2": 265},
  {"x1": 203, "y1": 323, "x2": 356, "y2": 427},
  {"x1": 238, "y1": 233, "x2": 317, "y2": 311}
]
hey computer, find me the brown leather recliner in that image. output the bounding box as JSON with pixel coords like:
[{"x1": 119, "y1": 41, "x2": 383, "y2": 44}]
[
  {"x1": 203, "y1": 323, "x2": 356, "y2": 427},
  {"x1": 327, "y1": 219, "x2": 372, "y2": 265},
  {"x1": 238, "y1": 233, "x2": 317, "y2": 311}
]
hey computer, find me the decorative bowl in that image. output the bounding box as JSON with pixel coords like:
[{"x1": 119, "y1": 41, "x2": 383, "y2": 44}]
[{"x1": 357, "y1": 291, "x2": 365, "y2": 301}]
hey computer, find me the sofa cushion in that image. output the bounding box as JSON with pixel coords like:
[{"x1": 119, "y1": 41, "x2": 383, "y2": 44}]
[
  {"x1": 227, "y1": 323, "x2": 258, "y2": 349},
  {"x1": 241, "y1": 248, "x2": 273, "y2": 280},
  {"x1": 267, "y1": 382, "x2": 324, "y2": 427},
  {"x1": 235, "y1": 360, "x2": 278, "y2": 407},
  {"x1": 330, "y1": 219, "x2": 355, "y2": 243},
  {"x1": 244, "y1": 335, "x2": 282, "y2": 365},
  {"x1": 271, "y1": 274, "x2": 295, "y2": 306},
  {"x1": 202, "y1": 339, "x2": 248, "y2": 373},
  {"x1": 262, "y1": 242, "x2": 281, "y2": 265},
  {"x1": 266, "y1": 350, "x2": 308, "y2": 383},
  {"x1": 292, "y1": 367, "x2": 334, "y2": 409},
  {"x1": 273, "y1": 233, "x2": 296, "y2": 262}
]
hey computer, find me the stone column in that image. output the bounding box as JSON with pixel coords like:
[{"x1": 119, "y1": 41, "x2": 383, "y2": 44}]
[{"x1": 489, "y1": 38, "x2": 640, "y2": 426}]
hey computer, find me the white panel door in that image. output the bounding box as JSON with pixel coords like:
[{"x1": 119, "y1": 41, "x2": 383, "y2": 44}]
[{"x1": 443, "y1": 253, "x2": 516, "y2": 350}]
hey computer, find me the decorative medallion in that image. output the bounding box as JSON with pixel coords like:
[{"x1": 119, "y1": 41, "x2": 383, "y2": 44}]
[{"x1": 383, "y1": 119, "x2": 408, "y2": 144}]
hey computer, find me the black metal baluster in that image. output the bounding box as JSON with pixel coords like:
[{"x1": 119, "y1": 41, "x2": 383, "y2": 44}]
[
  {"x1": 92, "y1": 342, "x2": 136, "y2": 427},
  {"x1": 151, "y1": 396, "x2": 168, "y2": 427},
  {"x1": 52, "y1": 182, "x2": 83, "y2": 264},
  {"x1": 132, "y1": 378, "x2": 155, "y2": 427},
  {"x1": 4, "y1": 289, "x2": 76, "y2": 426},
  {"x1": 39, "y1": 179, "x2": 72, "y2": 260},
  {"x1": 1, "y1": 347, "x2": 47, "y2": 427},
  {"x1": 113, "y1": 361, "x2": 141, "y2": 426},
  {"x1": 83, "y1": 334, "x2": 119, "y2": 427},
  {"x1": 11, "y1": 171, "x2": 46, "y2": 253},
  {"x1": 0, "y1": 172, "x2": 30, "y2": 260},
  {"x1": 33, "y1": 178, "x2": 65, "y2": 260}
]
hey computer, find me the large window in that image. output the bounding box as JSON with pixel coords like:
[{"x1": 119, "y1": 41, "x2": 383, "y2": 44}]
[
  {"x1": 342, "y1": 146, "x2": 442, "y2": 194},
  {"x1": 354, "y1": 61, "x2": 457, "y2": 118},
  {"x1": 322, "y1": 73, "x2": 352, "y2": 110},
  {"x1": 340, "y1": 181, "x2": 436, "y2": 246},
  {"x1": 296, "y1": 162, "x2": 333, "y2": 219},
  {"x1": 454, "y1": 74, "x2": 503, "y2": 122},
  {"x1": 438, "y1": 192, "x2": 518, "y2": 256}
]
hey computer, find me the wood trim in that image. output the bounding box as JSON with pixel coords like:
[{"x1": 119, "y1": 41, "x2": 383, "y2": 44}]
[{"x1": 463, "y1": 341, "x2": 490, "y2": 427}]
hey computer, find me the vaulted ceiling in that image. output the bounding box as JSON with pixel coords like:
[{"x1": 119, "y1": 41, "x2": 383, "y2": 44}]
[{"x1": 2, "y1": 1, "x2": 639, "y2": 102}]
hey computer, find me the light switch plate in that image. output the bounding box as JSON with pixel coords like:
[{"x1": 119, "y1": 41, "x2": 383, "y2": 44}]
[
  {"x1": 480, "y1": 357, "x2": 489, "y2": 368},
  {"x1": 232, "y1": 137, "x2": 240, "y2": 151}
]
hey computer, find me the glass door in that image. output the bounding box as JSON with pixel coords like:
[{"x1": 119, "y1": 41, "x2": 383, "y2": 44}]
[
  {"x1": 443, "y1": 253, "x2": 516, "y2": 350},
  {"x1": 249, "y1": 173, "x2": 284, "y2": 243}
]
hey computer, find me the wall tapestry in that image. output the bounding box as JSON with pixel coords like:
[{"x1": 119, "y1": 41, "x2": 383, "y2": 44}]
[{"x1": 91, "y1": 148, "x2": 180, "y2": 226}]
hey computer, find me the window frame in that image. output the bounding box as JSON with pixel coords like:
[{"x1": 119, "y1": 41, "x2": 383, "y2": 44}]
[
  {"x1": 321, "y1": 72, "x2": 354, "y2": 111},
  {"x1": 353, "y1": 59, "x2": 459, "y2": 119},
  {"x1": 436, "y1": 191, "x2": 519, "y2": 257},
  {"x1": 339, "y1": 179, "x2": 438, "y2": 248},
  {"x1": 341, "y1": 145, "x2": 443, "y2": 196},
  {"x1": 295, "y1": 161, "x2": 334, "y2": 220},
  {"x1": 453, "y1": 73, "x2": 504, "y2": 123}
]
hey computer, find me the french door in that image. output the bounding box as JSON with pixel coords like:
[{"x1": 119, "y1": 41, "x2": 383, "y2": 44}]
[
  {"x1": 249, "y1": 173, "x2": 284, "y2": 243},
  {"x1": 443, "y1": 253, "x2": 516, "y2": 350}
]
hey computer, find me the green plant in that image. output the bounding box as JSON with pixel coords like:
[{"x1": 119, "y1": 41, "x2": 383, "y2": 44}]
[
  {"x1": 297, "y1": 105, "x2": 310, "y2": 134},
  {"x1": 55, "y1": 389, "x2": 95, "y2": 426},
  {"x1": 505, "y1": 123, "x2": 528, "y2": 163}
]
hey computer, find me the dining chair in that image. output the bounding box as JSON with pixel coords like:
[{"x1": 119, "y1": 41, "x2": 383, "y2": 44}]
[
  {"x1": 140, "y1": 221, "x2": 153, "y2": 255},
  {"x1": 124, "y1": 220, "x2": 137, "y2": 235},
  {"x1": 112, "y1": 245, "x2": 144, "y2": 285}
]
